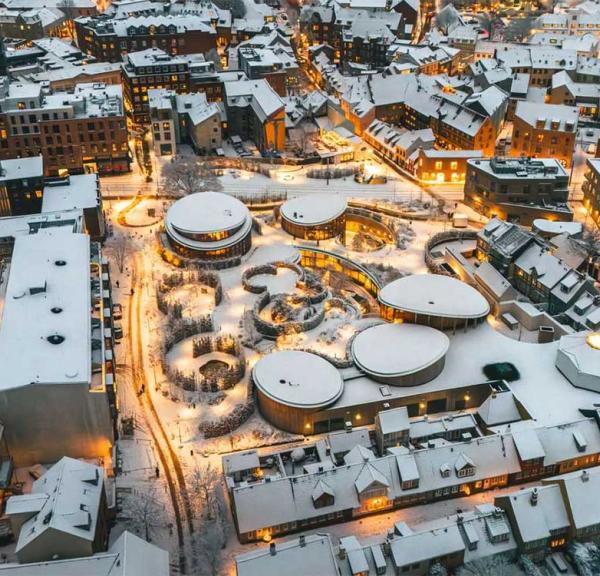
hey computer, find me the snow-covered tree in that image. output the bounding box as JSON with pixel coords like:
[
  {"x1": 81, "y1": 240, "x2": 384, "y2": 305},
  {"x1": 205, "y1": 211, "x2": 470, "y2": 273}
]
[
  {"x1": 195, "y1": 518, "x2": 226, "y2": 576},
  {"x1": 428, "y1": 561, "x2": 448, "y2": 576},
  {"x1": 519, "y1": 555, "x2": 543, "y2": 576},
  {"x1": 107, "y1": 234, "x2": 129, "y2": 274},
  {"x1": 189, "y1": 462, "x2": 220, "y2": 521},
  {"x1": 456, "y1": 555, "x2": 513, "y2": 576},
  {"x1": 125, "y1": 484, "x2": 165, "y2": 542},
  {"x1": 568, "y1": 541, "x2": 600, "y2": 576},
  {"x1": 161, "y1": 155, "x2": 222, "y2": 197}
]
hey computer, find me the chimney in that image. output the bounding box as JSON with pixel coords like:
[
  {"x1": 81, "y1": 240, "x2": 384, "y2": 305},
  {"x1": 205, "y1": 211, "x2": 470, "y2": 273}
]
[
  {"x1": 530, "y1": 488, "x2": 538, "y2": 506},
  {"x1": 270, "y1": 543, "x2": 276, "y2": 556},
  {"x1": 299, "y1": 535, "x2": 306, "y2": 547}
]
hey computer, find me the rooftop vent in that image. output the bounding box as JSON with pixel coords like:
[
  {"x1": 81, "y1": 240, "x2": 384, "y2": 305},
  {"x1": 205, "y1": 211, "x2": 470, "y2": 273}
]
[
  {"x1": 55, "y1": 259, "x2": 67, "y2": 267},
  {"x1": 47, "y1": 334, "x2": 65, "y2": 345},
  {"x1": 51, "y1": 307, "x2": 63, "y2": 314},
  {"x1": 530, "y1": 488, "x2": 538, "y2": 506}
]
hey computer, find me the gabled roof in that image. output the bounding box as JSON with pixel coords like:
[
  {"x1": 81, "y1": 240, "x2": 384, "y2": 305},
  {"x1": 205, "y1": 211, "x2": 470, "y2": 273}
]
[
  {"x1": 454, "y1": 452, "x2": 475, "y2": 472},
  {"x1": 513, "y1": 429, "x2": 546, "y2": 462},
  {"x1": 312, "y1": 479, "x2": 335, "y2": 502},
  {"x1": 344, "y1": 445, "x2": 376, "y2": 466},
  {"x1": 8, "y1": 457, "x2": 104, "y2": 558},
  {"x1": 355, "y1": 462, "x2": 390, "y2": 494}
]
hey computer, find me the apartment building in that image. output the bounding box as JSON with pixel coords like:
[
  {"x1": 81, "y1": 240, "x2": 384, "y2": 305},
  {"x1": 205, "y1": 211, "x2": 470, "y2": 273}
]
[
  {"x1": 417, "y1": 149, "x2": 483, "y2": 184},
  {"x1": 497, "y1": 466, "x2": 600, "y2": 561},
  {"x1": 583, "y1": 157, "x2": 600, "y2": 228},
  {"x1": 549, "y1": 70, "x2": 600, "y2": 120},
  {"x1": 0, "y1": 156, "x2": 44, "y2": 217},
  {"x1": 464, "y1": 157, "x2": 572, "y2": 225},
  {"x1": 0, "y1": 229, "x2": 116, "y2": 466},
  {"x1": 74, "y1": 14, "x2": 217, "y2": 63},
  {"x1": 0, "y1": 7, "x2": 67, "y2": 40},
  {"x1": 121, "y1": 48, "x2": 225, "y2": 124},
  {"x1": 510, "y1": 102, "x2": 579, "y2": 167},
  {"x1": 148, "y1": 88, "x2": 222, "y2": 156},
  {"x1": 6, "y1": 457, "x2": 108, "y2": 563},
  {"x1": 224, "y1": 79, "x2": 285, "y2": 153},
  {"x1": 0, "y1": 0, "x2": 97, "y2": 18},
  {"x1": 0, "y1": 79, "x2": 130, "y2": 176}
]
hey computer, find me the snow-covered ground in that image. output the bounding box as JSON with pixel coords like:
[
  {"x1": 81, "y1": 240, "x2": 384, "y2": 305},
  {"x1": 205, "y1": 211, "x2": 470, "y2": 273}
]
[{"x1": 101, "y1": 159, "x2": 600, "y2": 575}]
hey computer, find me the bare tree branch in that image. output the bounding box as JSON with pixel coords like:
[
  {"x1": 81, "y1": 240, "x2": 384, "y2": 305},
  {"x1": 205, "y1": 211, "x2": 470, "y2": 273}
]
[{"x1": 161, "y1": 154, "x2": 223, "y2": 197}]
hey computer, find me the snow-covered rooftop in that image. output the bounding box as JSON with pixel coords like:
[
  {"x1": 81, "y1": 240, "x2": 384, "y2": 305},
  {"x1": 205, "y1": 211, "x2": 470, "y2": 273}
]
[
  {"x1": 0, "y1": 156, "x2": 43, "y2": 182},
  {"x1": 253, "y1": 350, "x2": 344, "y2": 409},
  {"x1": 351, "y1": 323, "x2": 449, "y2": 379},
  {"x1": 378, "y1": 274, "x2": 490, "y2": 319},
  {"x1": 556, "y1": 331, "x2": 600, "y2": 393},
  {"x1": 533, "y1": 219, "x2": 583, "y2": 237},
  {"x1": 0, "y1": 232, "x2": 91, "y2": 390},
  {"x1": 7, "y1": 457, "x2": 103, "y2": 555},
  {"x1": 280, "y1": 194, "x2": 347, "y2": 226},
  {"x1": 236, "y1": 534, "x2": 338, "y2": 576},
  {"x1": 41, "y1": 174, "x2": 99, "y2": 213},
  {"x1": 0, "y1": 531, "x2": 169, "y2": 575},
  {"x1": 166, "y1": 192, "x2": 249, "y2": 235}
]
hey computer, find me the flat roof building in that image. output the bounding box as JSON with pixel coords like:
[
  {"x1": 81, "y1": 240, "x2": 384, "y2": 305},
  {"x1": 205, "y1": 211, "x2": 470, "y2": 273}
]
[
  {"x1": 351, "y1": 323, "x2": 449, "y2": 386},
  {"x1": 0, "y1": 80, "x2": 130, "y2": 177},
  {"x1": 163, "y1": 192, "x2": 252, "y2": 263},
  {"x1": 0, "y1": 230, "x2": 115, "y2": 466},
  {"x1": 378, "y1": 274, "x2": 490, "y2": 329},
  {"x1": 280, "y1": 194, "x2": 347, "y2": 242},
  {"x1": 464, "y1": 156, "x2": 572, "y2": 226},
  {"x1": 253, "y1": 350, "x2": 344, "y2": 434}
]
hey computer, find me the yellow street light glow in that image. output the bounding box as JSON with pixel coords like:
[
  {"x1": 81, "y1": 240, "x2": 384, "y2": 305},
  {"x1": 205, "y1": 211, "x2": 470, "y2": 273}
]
[{"x1": 586, "y1": 332, "x2": 600, "y2": 350}]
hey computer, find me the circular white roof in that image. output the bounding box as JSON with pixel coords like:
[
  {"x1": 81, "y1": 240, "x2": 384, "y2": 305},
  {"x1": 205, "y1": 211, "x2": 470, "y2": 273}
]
[
  {"x1": 280, "y1": 194, "x2": 347, "y2": 226},
  {"x1": 253, "y1": 350, "x2": 343, "y2": 409},
  {"x1": 379, "y1": 274, "x2": 490, "y2": 319},
  {"x1": 352, "y1": 323, "x2": 449, "y2": 378},
  {"x1": 166, "y1": 192, "x2": 249, "y2": 235}
]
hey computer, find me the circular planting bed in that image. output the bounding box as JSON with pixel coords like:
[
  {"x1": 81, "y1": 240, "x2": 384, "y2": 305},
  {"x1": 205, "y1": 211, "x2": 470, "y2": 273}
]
[
  {"x1": 166, "y1": 334, "x2": 246, "y2": 392},
  {"x1": 157, "y1": 270, "x2": 222, "y2": 318},
  {"x1": 242, "y1": 261, "x2": 304, "y2": 295},
  {"x1": 253, "y1": 292, "x2": 327, "y2": 339}
]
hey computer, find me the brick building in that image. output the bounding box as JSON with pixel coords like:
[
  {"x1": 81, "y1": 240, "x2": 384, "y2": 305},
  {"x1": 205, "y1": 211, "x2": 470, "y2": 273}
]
[
  {"x1": 121, "y1": 48, "x2": 226, "y2": 124},
  {"x1": 510, "y1": 101, "x2": 579, "y2": 167},
  {"x1": 464, "y1": 157, "x2": 573, "y2": 225},
  {"x1": 74, "y1": 14, "x2": 217, "y2": 63},
  {"x1": 0, "y1": 79, "x2": 130, "y2": 177}
]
